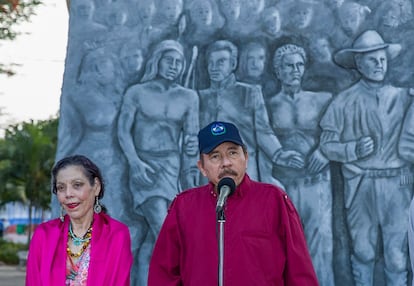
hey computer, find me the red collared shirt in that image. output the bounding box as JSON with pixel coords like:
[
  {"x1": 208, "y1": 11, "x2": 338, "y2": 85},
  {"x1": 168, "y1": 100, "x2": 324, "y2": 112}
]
[{"x1": 148, "y1": 174, "x2": 319, "y2": 286}]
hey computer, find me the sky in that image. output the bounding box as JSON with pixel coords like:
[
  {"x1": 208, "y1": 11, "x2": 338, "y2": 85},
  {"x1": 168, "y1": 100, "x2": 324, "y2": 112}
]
[{"x1": 0, "y1": 0, "x2": 68, "y2": 130}]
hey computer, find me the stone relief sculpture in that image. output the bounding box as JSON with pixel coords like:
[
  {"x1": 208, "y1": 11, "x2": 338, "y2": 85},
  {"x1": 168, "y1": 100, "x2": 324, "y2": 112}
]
[
  {"x1": 267, "y1": 44, "x2": 334, "y2": 286},
  {"x1": 153, "y1": 0, "x2": 183, "y2": 39},
  {"x1": 258, "y1": 6, "x2": 285, "y2": 42},
  {"x1": 399, "y1": 100, "x2": 414, "y2": 163},
  {"x1": 235, "y1": 41, "x2": 279, "y2": 185},
  {"x1": 198, "y1": 40, "x2": 303, "y2": 185},
  {"x1": 182, "y1": 0, "x2": 224, "y2": 46},
  {"x1": 236, "y1": 41, "x2": 279, "y2": 100},
  {"x1": 117, "y1": 39, "x2": 199, "y2": 286},
  {"x1": 319, "y1": 30, "x2": 413, "y2": 285},
  {"x1": 57, "y1": 46, "x2": 128, "y2": 219},
  {"x1": 333, "y1": 1, "x2": 371, "y2": 48},
  {"x1": 133, "y1": 0, "x2": 164, "y2": 51},
  {"x1": 57, "y1": 1, "x2": 414, "y2": 285},
  {"x1": 118, "y1": 40, "x2": 145, "y2": 92}
]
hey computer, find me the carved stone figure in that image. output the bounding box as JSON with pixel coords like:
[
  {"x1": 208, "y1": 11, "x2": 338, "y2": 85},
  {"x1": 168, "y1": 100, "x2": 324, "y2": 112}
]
[
  {"x1": 59, "y1": 2, "x2": 414, "y2": 285},
  {"x1": 236, "y1": 41, "x2": 280, "y2": 185},
  {"x1": 117, "y1": 40, "x2": 199, "y2": 286},
  {"x1": 57, "y1": 46, "x2": 128, "y2": 225},
  {"x1": 199, "y1": 40, "x2": 303, "y2": 184},
  {"x1": 320, "y1": 30, "x2": 413, "y2": 286},
  {"x1": 267, "y1": 43, "x2": 334, "y2": 286}
]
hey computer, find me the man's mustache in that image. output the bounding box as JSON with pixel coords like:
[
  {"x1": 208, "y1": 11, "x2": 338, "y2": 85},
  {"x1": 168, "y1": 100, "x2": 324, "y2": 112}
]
[{"x1": 219, "y1": 169, "x2": 238, "y2": 178}]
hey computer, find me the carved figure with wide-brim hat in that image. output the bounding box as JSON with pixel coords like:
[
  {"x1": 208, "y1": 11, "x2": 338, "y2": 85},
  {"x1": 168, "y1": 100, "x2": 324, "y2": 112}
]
[{"x1": 334, "y1": 30, "x2": 402, "y2": 69}]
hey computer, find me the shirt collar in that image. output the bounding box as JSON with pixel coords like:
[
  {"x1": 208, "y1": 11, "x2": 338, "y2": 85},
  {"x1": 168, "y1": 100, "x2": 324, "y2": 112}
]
[
  {"x1": 208, "y1": 174, "x2": 250, "y2": 199},
  {"x1": 210, "y1": 73, "x2": 236, "y2": 90},
  {"x1": 359, "y1": 78, "x2": 385, "y2": 92}
]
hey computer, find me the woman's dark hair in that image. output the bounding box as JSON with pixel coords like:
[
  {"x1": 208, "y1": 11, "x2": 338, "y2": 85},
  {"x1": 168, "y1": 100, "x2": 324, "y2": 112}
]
[{"x1": 51, "y1": 155, "x2": 105, "y2": 200}]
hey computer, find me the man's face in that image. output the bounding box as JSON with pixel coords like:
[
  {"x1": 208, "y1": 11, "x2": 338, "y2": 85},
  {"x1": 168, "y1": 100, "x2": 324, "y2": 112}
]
[
  {"x1": 263, "y1": 10, "x2": 281, "y2": 36},
  {"x1": 276, "y1": 53, "x2": 305, "y2": 87},
  {"x1": 158, "y1": 50, "x2": 184, "y2": 81},
  {"x1": 76, "y1": 1, "x2": 94, "y2": 19},
  {"x1": 246, "y1": 47, "x2": 266, "y2": 78},
  {"x1": 160, "y1": 0, "x2": 182, "y2": 24},
  {"x1": 122, "y1": 49, "x2": 144, "y2": 73},
  {"x1": 355, "y1": 49, "x2": 387, "y2": 82},
  {"x1": 208, "y1": 50, "x2": 235, "y2": 82},
  {"x1": 138, "y1": 0, "x2": 155, "y2": 24},
  {"x1": 197, "y1": 142, "x2": 248, "y2": 188},
  {"x1": 107, "y1": 10, "x2": 127, "y2": 26},
  {"x1": 191, "y1": 1, "x2": 213, "y2": 26},
  {"x1": 291, "y1": 6, "x2": 313, "y2": 29},
  {"x1": 220, "y1": 0, "x2": 241, "y2": 20},
  {"x1": 340, "y1": 11, "x2": 361, "y2": 36},
  {"x1": 382, "y1": 6, "x2": 401, "y2": 28},
  {"x1": 311, "y1": 38, "x2": 332, "y2": 62}
]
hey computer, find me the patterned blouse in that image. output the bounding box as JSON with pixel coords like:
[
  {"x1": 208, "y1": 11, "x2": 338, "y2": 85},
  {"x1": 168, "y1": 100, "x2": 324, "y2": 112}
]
[{"x1": 66, "y1": 244, "x2": 91, "y2": 286}]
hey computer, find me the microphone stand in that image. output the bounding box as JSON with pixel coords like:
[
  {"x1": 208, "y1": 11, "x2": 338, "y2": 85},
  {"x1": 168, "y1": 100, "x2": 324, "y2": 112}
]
[{"x1": 217, "y1": 208, "x2": 226, "y2": 286}]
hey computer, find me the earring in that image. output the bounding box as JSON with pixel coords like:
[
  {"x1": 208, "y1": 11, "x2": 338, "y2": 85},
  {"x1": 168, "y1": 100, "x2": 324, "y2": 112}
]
[
  {"x1": 60, "y1": 206, "x2": 65, "y2": 222},
  {"x1": 94, "y1": 196, "x2": 102, "y2": 214}
]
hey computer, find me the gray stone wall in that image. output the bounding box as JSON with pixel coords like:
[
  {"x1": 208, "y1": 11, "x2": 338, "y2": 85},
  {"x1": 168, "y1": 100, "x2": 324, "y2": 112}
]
[{"x1": 55, "y1": 0, "x2": 414, "y2": 285}]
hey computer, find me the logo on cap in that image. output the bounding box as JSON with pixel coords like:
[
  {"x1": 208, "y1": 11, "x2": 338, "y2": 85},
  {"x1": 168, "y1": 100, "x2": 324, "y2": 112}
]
[{"x1": 211, "y1": 123, "x2": 226, "y2": 136}]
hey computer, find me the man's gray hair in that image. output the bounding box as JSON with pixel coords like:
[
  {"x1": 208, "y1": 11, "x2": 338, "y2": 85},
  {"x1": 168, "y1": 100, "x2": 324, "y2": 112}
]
[{"x1": 273, "y1": 44, "x2": 307, "y2": 71}]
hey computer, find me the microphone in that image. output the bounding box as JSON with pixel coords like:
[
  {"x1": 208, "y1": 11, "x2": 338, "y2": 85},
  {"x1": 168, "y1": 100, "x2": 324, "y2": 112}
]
[{"x1": 216, "y1": 177, "x2": 236, "y2": 213}]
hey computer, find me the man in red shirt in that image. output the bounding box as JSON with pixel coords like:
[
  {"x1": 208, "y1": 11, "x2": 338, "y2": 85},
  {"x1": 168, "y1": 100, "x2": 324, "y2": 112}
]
[{"x1": 148, "y1": 121, "x2": 319, "y2": 286}]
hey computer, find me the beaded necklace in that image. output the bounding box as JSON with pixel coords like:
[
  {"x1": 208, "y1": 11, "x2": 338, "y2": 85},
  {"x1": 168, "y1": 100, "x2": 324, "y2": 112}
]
[
  {"x1": 69, "y1": 223, "x2": 92, "y2": 246},
  {"x1": 67, "y1": 222, "x2": 93, "y2": 258}
]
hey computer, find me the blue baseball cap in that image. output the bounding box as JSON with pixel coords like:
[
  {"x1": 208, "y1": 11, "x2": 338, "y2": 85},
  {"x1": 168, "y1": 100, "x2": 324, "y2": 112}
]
[{"x1": 198, "y1": 121, "x2": 244, "y2": 154}]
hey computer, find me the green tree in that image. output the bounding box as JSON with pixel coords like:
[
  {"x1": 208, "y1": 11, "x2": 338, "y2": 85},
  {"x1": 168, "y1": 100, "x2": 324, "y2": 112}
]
[
  {"x1": 0, "y1": 117, "x2": 58, "y2": 244},
  {"x1": 0, "y1": 0, "x2": 42, "y2": 75}
]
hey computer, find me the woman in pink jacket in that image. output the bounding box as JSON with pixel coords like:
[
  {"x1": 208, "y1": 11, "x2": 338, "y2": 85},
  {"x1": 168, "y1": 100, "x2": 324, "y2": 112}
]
[{"x1": 26, "y1": 155, "x2": 133, "y2": 285}]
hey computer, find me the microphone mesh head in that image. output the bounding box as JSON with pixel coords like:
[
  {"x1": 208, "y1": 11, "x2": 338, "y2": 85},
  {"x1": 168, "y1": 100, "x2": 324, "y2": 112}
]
[{"x1": 217, "y1": 177, "x2": 236, "y2": 195}]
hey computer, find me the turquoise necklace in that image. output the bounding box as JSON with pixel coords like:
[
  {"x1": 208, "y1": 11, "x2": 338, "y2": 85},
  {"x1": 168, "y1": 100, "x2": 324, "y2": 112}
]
[{"x1": 69, "y1": 222, "x2": 92, "y2": 246}]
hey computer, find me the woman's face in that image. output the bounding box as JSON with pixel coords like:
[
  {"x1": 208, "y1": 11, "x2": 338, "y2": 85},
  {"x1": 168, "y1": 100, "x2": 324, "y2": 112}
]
[
  {"x1": 96, "y1": 58, "x2": 116, "y2": 83},
  {"x1": 56, "y1": 165, "x2": 100, "y2": 223}
]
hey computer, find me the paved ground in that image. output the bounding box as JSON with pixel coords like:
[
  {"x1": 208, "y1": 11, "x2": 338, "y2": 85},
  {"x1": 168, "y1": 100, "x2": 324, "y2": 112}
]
[{"x1": 0, "y1": 265, "x2": 25, "y2": 286}]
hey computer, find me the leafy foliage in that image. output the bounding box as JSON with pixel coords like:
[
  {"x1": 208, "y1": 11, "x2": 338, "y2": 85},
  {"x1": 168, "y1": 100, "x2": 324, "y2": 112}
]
[
  {"x1": 0, "y1": 117, "x2": 58, "y2": 210},
  {"x1": 0, "y1": 0, "x2": 42, "y2": 75},
  {"x1": 0, "y1": 238, "x2": 27, "y2": 265},
  {"x1": 0, "y1": 0, "x2": 42, "y2": 40},
  {"x1": 0, "y1": 117, "x2": 58, "y2": 244}
]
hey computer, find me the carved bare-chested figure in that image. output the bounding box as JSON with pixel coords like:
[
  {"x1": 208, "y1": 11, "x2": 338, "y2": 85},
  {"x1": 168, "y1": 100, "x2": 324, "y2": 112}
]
[{"x1": 117, "y1": 39, "x2": 199, "y2": 286}]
